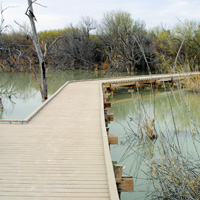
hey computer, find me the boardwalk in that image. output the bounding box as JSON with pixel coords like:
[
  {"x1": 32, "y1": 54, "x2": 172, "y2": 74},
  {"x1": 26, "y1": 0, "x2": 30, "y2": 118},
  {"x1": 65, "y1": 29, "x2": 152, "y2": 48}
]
[
  {"x1": 0, "y1": 72, "x2": 199, "y2": 199},
  {"x1": 0, "y1": 81, "x2": 118, "y2": 200}
]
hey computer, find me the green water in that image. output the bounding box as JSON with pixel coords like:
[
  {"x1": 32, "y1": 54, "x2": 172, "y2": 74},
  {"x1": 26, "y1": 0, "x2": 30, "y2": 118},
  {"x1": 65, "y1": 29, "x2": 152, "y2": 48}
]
[
  {"x1": 0, "y1": 69, "x2": 136, "y2": 120},
  {"x1": 108, "y1": 88, "x2": 200, "y2": 200}
]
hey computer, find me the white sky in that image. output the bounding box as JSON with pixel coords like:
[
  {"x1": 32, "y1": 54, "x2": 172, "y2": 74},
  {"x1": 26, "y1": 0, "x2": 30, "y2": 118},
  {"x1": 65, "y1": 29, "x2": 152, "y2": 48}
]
[{"x1": 3, "y1": 0, "x2": 200, "y2": 32}]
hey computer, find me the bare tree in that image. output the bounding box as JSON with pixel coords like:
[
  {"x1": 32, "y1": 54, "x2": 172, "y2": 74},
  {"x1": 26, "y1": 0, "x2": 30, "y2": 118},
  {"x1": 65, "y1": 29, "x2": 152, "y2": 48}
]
[
  {"x1": 25, "y1": 0, "x2": 62, "y2": 100},
  {"x1": 25, "y1": 0, "x2": 48, "y2": 100},
  {"x1": 57, "y1": 17, "x2": 98, "y2": 69}
]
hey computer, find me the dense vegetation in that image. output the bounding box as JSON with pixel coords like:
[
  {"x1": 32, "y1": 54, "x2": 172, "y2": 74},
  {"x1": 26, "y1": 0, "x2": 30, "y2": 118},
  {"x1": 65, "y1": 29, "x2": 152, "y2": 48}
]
[{"x1": 1, "y1": 11, "x2": 200, "y2": 74}]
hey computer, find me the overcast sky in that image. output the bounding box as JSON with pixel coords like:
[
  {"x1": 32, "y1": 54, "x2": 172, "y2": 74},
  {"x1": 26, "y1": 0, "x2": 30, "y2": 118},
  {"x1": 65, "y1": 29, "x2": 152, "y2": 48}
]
[{"x1": 3, "y1": 0, "x2": 200, "y2": 32}]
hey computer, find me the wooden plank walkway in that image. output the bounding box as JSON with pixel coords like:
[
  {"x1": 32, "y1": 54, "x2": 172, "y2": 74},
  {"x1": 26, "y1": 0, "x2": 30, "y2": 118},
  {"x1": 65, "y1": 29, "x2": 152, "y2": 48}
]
[
  {"x1": 0, "y1": 81, "x2": 118, "y2": 200},
  {"x1": 0, "y1": 72, "x2": 200, "y2": 200}
]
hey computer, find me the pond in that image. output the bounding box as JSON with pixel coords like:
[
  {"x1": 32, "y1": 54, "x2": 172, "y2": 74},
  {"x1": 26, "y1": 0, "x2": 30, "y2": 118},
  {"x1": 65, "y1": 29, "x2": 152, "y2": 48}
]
[
  {"x1": 108, "y1": 87, "x2": 200, "y2": 199},
  {"x1": 0, "y1": 69, "x2": 140, "y2": 120},
  {"x1": 1, "y1": 69, "x2": 199, "y2": 199}
]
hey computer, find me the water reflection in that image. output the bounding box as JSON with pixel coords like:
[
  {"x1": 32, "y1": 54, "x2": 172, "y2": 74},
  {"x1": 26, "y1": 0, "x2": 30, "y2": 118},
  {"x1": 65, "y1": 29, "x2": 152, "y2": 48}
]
[
  {"x1": 0, "y1": 69, "x2": 135, "y2": 119},
  {"x1": 108, "y1": 88, "x2": 200, "y2": 131},
  {"x1": 108, "y1": 88, "x2": 200, "y2": 200}
]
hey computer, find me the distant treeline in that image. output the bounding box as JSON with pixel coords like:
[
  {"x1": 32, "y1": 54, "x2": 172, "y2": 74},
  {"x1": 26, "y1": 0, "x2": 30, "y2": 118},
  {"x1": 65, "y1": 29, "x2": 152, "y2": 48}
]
[{"x1": 1, "y1": 11, "x2": 200, "y2": 73}]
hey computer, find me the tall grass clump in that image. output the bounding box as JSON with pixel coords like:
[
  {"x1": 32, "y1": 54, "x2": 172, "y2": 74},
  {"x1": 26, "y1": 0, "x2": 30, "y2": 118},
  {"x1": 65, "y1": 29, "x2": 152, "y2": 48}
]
[{"x1": 120, "y1": 81, "x2": 200, "y2": 199}]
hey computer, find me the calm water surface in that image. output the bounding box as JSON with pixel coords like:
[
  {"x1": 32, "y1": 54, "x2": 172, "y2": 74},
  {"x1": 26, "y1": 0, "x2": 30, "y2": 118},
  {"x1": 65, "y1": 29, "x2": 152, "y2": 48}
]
[{"x1": 0, "y1": 69, "x2": 138, "y2": 120}]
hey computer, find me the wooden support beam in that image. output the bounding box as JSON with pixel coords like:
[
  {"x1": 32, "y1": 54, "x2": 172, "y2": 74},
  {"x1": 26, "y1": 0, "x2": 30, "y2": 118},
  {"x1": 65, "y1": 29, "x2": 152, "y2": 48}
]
[
  {"x1": 108, "y1": 135, "x2": 118, "y2": 145},
  {"x1": 103, "y1": 83, "x2": 111, "y2": 88},
  {"x1": 104, "y1": 102, "x2": 111, "y2": 109},
  {"x1": 114, "y1": 164, "x2": 134, "y2": 195},
  {"x1": 138, "y1": 79, "x2": 156, "y2": 84},
  {"x1": 112, "y1": 81, "x2": 136, "y2": 87},
  {"x1": 117, "y1": 177, "x2": 134, "y2": 192},
  {"x1": 127, "y1": 83, "x2": 141, "y2": 90}
]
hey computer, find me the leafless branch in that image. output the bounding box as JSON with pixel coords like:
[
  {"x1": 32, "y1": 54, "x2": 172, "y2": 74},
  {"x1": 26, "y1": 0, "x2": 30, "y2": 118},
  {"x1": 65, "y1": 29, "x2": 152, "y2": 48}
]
[
  {"x1": 14, "y1": 20, "x2": 32, "y2": 36},
  {"x1": 44, "y1": 36, "x2": 63, "y2": 58},
  {"x1": 34, "y1": 2, "x2": 47, "y2": 8}
]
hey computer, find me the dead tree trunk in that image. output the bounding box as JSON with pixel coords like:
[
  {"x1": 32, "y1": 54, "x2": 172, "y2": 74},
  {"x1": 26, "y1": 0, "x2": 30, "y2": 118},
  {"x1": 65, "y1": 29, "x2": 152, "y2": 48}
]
[{"x1": 26, "y1": 0, "x2": 48, "y2": 100}]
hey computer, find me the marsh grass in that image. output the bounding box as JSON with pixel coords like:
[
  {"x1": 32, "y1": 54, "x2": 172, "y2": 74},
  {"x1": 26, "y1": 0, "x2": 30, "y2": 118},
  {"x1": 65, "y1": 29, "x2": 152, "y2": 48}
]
[
  {"x1": 183, "y1": 75, "x2": 200, "y2": 93},
  {"x1": 115, "y1": 80, "x2": 200, "y2": 199}
]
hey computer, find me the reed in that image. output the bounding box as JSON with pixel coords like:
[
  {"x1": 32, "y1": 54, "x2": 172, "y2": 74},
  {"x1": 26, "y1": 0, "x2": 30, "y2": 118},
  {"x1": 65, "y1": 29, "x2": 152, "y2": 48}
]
[{"x1": 120, "y1": 84, "x2": 200, "y2": 199}]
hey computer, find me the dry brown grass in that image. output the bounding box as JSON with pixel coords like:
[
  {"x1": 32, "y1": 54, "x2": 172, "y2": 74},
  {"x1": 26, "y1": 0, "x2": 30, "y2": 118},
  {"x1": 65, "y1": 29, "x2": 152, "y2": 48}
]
[
  {"x1": 183, "y1": 75, "x2": 200, "y2": 92},
  {"x1": 139, "y1": 114, "x2": 158, "y2": 140}
]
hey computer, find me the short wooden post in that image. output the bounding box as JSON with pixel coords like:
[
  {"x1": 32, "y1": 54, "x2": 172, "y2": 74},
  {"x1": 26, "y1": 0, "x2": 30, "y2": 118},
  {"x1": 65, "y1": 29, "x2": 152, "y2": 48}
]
[
  {"x1": 114, "y1": 165, "x2": 123, "y2": 198},
  {"x1": 114, "y1": 165, "x2": 123, "y2": 199},
  {"x1": 114, "y1": 164, "x2": 134, "y2": 199},
  {"x1": 114, "y1": 165, "x2": 123, "y2": 179}
]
